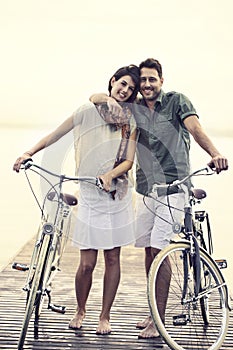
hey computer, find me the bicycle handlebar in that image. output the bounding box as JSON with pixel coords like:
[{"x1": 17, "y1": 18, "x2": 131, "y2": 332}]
[
  {"x1": 151, "y1": 166, "x2": 215, "y2": 193},
  {"x1": 22, "y1": 159, "x2": 104, "y2": 189}
]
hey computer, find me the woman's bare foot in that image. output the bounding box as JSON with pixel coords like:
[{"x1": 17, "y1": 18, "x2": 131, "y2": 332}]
[
  {"x1": 96, "y1": 319, "x2": 111, "y2": 335},
  {"x1": 68, "y1": 311, "x2": 85, "y2": 329},
  {"x1": 136, "y1": 315, "x2": 152, "y2": 329},
  {"x1": 138, "y1": 320, "x2": 160, "y2": 339}
]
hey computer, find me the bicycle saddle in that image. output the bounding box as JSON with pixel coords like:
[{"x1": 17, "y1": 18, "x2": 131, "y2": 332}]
[
  {"x1": 192, "y1": 188, "x2": 206, "y2": 199},
  {"x1": 47, "y1": 191, "x2": 78, "y2": 206}
]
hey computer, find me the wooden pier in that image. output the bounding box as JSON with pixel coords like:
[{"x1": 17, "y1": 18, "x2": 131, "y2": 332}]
[{"x1": 0, "y1": 238, "x2": 232, "y2": 349}]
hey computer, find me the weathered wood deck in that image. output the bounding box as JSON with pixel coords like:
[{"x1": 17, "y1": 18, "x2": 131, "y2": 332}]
[{"x1": 0, "y1": 238, "x2": 232, "y2": 349}]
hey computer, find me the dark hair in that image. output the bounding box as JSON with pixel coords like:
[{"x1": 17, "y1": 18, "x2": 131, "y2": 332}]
[
  {"x1": 108, "y1": 64, "x2": 140, "y2": 102},
  {"x1": 139, "y1": 58, "x2": 163, "y2": 79}
]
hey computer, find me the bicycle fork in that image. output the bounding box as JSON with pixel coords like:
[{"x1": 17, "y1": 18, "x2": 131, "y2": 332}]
[{"x1": 38, "y1": 224, "x2": 66, "y2": 315}]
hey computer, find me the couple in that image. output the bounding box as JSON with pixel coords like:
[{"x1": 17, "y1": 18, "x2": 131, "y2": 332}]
[{"x1": 13, "y1": 58, "x2": 228, "y2": 338}]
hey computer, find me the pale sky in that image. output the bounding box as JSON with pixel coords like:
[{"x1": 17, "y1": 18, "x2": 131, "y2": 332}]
[{"x1": 1, "y1": 0, "x2": 233, "y2": 134}]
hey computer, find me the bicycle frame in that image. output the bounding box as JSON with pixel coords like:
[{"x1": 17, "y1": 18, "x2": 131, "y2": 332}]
[
  {"x1": 180, "y1": 183, "x2": 202, "y2": 298},
  {"x1": 13, "y1": 160, "x2": 102, "y2": 349}
]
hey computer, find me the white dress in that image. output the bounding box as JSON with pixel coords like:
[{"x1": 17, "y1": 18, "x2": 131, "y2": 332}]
[{"x1": 72, "y1": 102, "x2": 136, "y2": 250}]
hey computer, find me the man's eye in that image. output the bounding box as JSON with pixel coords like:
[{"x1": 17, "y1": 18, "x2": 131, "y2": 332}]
[{"x1": 140, "y1": 78, "x2": 146, "y2": 82}]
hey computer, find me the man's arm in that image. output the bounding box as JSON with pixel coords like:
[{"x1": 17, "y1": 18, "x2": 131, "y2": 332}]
[
  {"x1": 90, "y1": 93, "x2": 122, "y2": 115},
  {"x1": 184, "y1": 115, "x2": 228, "y2": 173}
]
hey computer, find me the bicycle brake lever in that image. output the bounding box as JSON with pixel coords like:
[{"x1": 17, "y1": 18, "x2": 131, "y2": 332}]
[
  {"x1": 22, "y1": 158, "x2": 33, "y2": 169},
  {"x1": 205, "y1": 165, "x2": 216, "y2": 174}
]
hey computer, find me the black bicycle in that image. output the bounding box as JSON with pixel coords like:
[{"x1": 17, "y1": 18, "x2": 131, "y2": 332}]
[
  {"x1": 12, "y1": 159, "x2": 103, "y2": 350},
  {"x1": 147, "y1": 167, "x2": 231, "y2": 350}
]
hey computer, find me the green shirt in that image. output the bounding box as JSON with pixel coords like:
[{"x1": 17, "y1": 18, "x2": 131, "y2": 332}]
[{"x1": 134, "y1": 90, "x2": 198, "y2": 195}]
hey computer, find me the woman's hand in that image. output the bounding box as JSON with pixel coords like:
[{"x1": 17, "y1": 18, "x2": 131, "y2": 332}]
[
  {"x1": 13, "y1": 153, "x2": 32, "y2": 172},
  {"x1": 98, "y1": 172, "x2": 114, "y2": 192}
]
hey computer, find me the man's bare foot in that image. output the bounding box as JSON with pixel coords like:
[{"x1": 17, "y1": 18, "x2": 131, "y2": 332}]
[
  {"x1": 136, "y1": 315, "x2": 152, "y2": 329},
  {"x1": 96, "y1": 319, "x2": 111, "y2": 335},
  {"x1": 68, "y1": 311, "x2": 85, "y2": 329},
  {"x1": 138, "y1": 320, "x2": 160, "y2": 339}
]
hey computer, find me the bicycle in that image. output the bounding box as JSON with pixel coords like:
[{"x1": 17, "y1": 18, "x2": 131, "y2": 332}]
[
  {"x1": 12, "y1": 159, "x2": 103, "y2": 350},
  {"x1": 147, "y1": 166, "x2": 231, "y2": 350}
]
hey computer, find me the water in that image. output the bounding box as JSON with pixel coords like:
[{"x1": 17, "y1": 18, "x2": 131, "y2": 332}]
[{"x1": 1, "y1": 126, "x2": 233, "y2": 293}]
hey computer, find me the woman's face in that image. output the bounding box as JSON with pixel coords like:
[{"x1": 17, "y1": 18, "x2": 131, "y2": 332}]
[{"x1": 110, "y1": 75, "x2": 136, "y2": 102}]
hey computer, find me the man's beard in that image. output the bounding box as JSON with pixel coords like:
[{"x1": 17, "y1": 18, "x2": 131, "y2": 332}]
[{"x1": 142, "y1": 89, "x2": 158, "y2": 101}]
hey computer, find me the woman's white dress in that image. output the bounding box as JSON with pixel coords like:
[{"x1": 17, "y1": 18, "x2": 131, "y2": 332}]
[{"x1": 72, "y1": 102, "x2": 136, "y2": 250}]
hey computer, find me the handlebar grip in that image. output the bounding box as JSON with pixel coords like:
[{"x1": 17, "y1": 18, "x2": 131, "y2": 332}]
[
  {"x1": 22, "y1": 158, "x2": 33, "y2": 169},
  {"x1": 22, "y1": 158, "x2": 32, "y2": 164},
  {"x1": 96, "y1": 178, "x2": 104, "y2": 190}
]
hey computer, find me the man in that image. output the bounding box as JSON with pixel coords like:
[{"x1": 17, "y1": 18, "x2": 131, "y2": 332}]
[{"x1": 90, "y1": 58, "x2": 228, "y2": 338}]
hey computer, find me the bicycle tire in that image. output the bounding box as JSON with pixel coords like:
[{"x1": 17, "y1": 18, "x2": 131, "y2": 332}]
[
  {"x1": 193, "y1": 217, "x2": 211, "y2": 324},
  {"x1": 35, "y1": 236, "x2": 52, "y2": 321},
  {"x1": 18, "y1": 234, "x2": 51, "y2": 350},
  {"x1": 148, "y1": 240, "x2": 229, "y2": 350}
]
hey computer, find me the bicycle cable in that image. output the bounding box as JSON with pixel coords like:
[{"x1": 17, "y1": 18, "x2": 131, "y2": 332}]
[
  {"x1": 143, "y1": 195, "x2": 179, "y2": 226},
  {"x1": 24, "y1": 167, "x2": 60, "y2": 220},
  {"x1": 143, "y1": 170, "x2": 215, "y2": 226}
]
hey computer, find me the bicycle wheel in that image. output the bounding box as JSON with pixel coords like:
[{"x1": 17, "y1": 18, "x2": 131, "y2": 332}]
[
  {"x1": 193, "y1": 217, "x2": 212, "y2": 325},
  {"x1": 18, "y1": 234, "x2": 51, "y2": 350},
  {"x1": 148, "y1": 241, "x2": 229, "y2": 350}
]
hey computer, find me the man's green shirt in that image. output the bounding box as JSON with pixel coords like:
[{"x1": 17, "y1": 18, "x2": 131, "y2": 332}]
[{"x1": 133, "y1": 90, "x2": 198, "y2": 195}]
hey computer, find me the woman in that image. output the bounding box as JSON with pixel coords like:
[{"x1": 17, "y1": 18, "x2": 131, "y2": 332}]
[{"x1": 13, "y1": 64, "x2": 140, "y2": 335}]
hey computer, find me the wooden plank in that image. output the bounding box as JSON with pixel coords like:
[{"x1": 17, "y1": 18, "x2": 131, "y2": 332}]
[{"x1": 0, "y1": 238, "x2": 232, "y2": 349}]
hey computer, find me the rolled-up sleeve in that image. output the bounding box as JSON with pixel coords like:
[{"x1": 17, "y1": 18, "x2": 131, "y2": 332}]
[{"x1": 178, "y1": 93, "x2": 199, "y2": 121}]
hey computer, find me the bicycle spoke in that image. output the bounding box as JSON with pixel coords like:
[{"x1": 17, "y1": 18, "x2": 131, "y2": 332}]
[{"x1": 148, "y1": 241, "x2": 229, "y2": 350}]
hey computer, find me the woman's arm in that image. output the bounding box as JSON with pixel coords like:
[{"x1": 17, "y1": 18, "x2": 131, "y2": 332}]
[
  {"x1": 13, "y1": 116, "x2": 74, "y2": 172},
  {"x1": 183, "y1": 115, "x2": 228, "y2": 173},
  {"x1": 99, "y1": 129, "x2": 137, "y2": 191}
]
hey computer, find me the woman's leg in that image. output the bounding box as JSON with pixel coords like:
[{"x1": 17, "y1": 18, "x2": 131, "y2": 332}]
[
  {"x1": 69, "y1": 249, "x2": 98, "y2": 329},
  {"x1": 96, "y1": 246, "x2": 121, "y2": 334}
]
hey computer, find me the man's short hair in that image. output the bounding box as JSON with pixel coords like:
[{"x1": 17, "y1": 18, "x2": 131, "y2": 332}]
[{"x1": 139, "y1": 58, "x2": 163, "y2": 78}]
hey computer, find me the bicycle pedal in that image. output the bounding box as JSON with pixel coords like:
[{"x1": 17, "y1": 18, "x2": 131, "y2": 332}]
[
  {"x1": 12, "y1": 262, "x2": 29, "y2": 271},
  {"x1": 173, "y1": 314, "x2": 188, "y2": 326},
  {"x1": 48, "y1": 303, "x2": 66, "y2": 314},
  {"x1": 215, "y1": 259, "x2": 227, "y2": 269}
]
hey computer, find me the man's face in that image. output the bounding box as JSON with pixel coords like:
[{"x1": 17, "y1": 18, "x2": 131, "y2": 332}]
[{"x1": 140, "y1": 67, "x2": 164, "y2": 101}]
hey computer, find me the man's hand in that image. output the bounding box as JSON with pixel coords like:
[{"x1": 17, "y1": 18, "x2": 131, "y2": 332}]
[
  {"x1": 90, "y1": 93, "x2": 122, "y2": 116},
  {"x1": 207, "y1": 154, "x2": 228, "y2": 174},
  {"x1": 106, "y1": 97, "x2": 122, "y2": 116}
]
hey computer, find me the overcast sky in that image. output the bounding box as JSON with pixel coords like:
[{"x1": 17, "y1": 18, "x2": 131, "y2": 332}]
[{"x1": 1, "y1": 0, "x2": 233, "y2": 134}]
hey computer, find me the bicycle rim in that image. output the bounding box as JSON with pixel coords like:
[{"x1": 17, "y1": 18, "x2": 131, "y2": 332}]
[
  {"x1": 148, "y1": 241, "x2": 229, "y2": 350},
  {"x1": 18, "y1": 234, "x2": 50, "y2": 350},
  {"x1": 200, "y1": 260, "x2": 211, "y2": 325}
]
